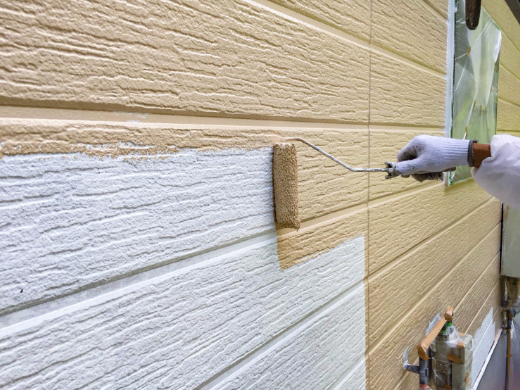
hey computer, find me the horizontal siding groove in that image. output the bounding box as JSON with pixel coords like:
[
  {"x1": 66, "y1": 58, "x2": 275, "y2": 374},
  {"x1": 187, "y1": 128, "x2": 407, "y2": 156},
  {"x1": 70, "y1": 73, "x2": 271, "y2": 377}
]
[
  {"x1": 501, "y1": 64, "x2": 520, "y2": 82},
  {"x1": 370, "y1": 46, "x2": 446, "y2": 80},
  {"x1": 368, "y1": 125, "x2": 445, "y2": 133},
  {"x1": 503, "y1": 30, "x2": 520, "y2": 53},
  {"x1": 369, "y1": 181, "x2": 439, "y2": 201},
  {"x1": 465, "y1": 279, "x2": 501, "y2": 351},
  {"x1": 499, "y1": 96, "x2": 520, "y2": 109},
  {"x1": 0, "y1": 105, "x2": 371, "y2": 129},
  {"x1": 394, "y1": 376, "x2": 406, "y2": 390},
  {"x1": 455, "y1": 253, "x2": 500, "y2": 314},
  {"x1": 0, "y1": 101, "x2": 371, "y2": 125},
  {"x1": 0, "y1": 230, "x2": 278, "y2": 332},
  {"x1": 195, "y1": 279, "x2": 365, "y2": 390},
  {"x1": 368, "y1": 182, "x2": 445, "y2": 207},
  {"x1": 367, "y1": 223, "x2": 500, "y2": 354},
  {"x1": 368, "y1": 197, "x2": 497, "y2": 281},
  {"x1": 465, "y1": 279, "x2": 500, "y2": 333},
  {"x1": 421, "y1": 0, "x2": 448, "y2": 20},
  {"x1": 244, "y1": 0, "x2": 370, "y2": 48},
  {"x1": 394, "y1": 371, "x2": 415, "y2": 390},
  {"x1": 0, "y1": 106, "x2": 372, "y2": 130},
  {"x1": 501, "y1": 61, "x2": 520, "y2": 81},
  {"x1": 328, "y1": 355, "x2": 366, "y2": 390},
  {"x1": 498, "y1": 130, "x2": 520, "y2": 135},
  {"x1": 245, "y1": 0, "x2": 446, "y2": 79},
  {"x1": 368, "y1": 121, "x2": 446, "y2": 129},
  {"x1": 276, "y1": 203, "x2": 367, "y2": 237}
]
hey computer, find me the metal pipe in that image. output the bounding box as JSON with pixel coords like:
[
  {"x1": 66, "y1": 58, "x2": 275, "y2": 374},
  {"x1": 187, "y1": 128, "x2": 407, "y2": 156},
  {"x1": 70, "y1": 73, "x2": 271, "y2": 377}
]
[
  {"x1": 506, "y1": 309, "x2": 513, "y2": 390},
  {"x1": 418, "y1": 356, "x2": 430, "y2": 386}
]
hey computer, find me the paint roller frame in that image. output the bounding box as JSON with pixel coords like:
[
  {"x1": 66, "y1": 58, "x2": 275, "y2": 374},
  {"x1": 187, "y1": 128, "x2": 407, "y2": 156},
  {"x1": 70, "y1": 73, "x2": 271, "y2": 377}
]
[{"x1": 272, "y1": 138, "x2": 398, "y2": 230}]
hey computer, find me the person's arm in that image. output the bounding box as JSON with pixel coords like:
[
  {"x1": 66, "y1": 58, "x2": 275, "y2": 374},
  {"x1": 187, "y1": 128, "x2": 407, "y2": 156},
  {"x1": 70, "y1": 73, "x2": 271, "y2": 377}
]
[
  {"x1": 472, "y1": 135, "x2": 520, "y2": 210},
  {"x1": 394, "y1": 134, "x2": 520, "y2": 209},
  {"x1": 472, "y1": 143, "x2": 491, "y2": 168}
]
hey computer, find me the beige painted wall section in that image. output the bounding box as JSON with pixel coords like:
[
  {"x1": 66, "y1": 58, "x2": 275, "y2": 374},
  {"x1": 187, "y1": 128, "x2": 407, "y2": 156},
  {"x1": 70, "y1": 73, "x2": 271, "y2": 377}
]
[
  {"x1": 369, "y1": 1, "x2": 520, "y2": 389},
  {"x1": 488, "y1": 0, "x2": 520, "y2": 139},
  {"x1": 0, "y1": 0, "x2": 517, "y2": 389}
]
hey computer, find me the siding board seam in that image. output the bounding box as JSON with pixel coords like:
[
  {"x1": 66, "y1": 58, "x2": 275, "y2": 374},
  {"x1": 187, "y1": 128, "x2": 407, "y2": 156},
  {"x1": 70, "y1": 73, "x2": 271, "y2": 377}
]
[
  {"x1": 368, "y1": 126, "x2": 445, "y2": 133},
  {"x1": 498, "y1": 130, "x2": 520, "y2": 134},
  {"x1": 368, "y1": 197, "x2": 497, "y2": 280},
  {"x1": 421, "y1": 0, "x2": 448, "y2": 20},
  {"x1": 244, "y1": 0, "x2": 369, "y2": 48},
  {"x1": 369, "y1": 192, "x2": 493, "y2": 274},
  {"x1": 0, "y1": 105, "x2": 373, "y2": 127},
  {"x1": 276, "y1": 204, "x2": 367, "y2": 237},
  {"x1": 328, "y1": 356, "x2": 366, "y2": 390},
  {"x1": 502, "y1": 29, "x2": 520, "y2": 53},
  {"x1": 465, "y1": 279, "x2": 501, "y2": 334},
  {"x1": 368, "y1": 223, "x2": 501, "y2": 353},
  {"x1": 0, "y1": 230, "x2": 278, "y2": 331},
  {"x1": 368, "y1": 182, "x2": 445, "y2": 207},
  {"x1": 372, "y1": 45, "x2": 446, "y2": 79},
  {"x1": 282, "y1": 181, "x2": 470, "y2": 239},
  {"x1": 369, "y1": 46, "x2": 446, "y2": 78},
  {"x1": 245, "y1": 0, "x2": 446, "y2": 79},
  {"x1": 0, "y1": 107, "x2": 448, "y2": 131},
  {"x1": 499, "y1": 96, "x2": 520, "y2": 109},
  {"x1": 455, "y1": 254, "x2": 500, "y2": 315},
  {"x1": 195, "y1": 280, "x2": 365, "y2": 390},
  {"x1": 369, "y1": 181, "x2": 439, "y2": 202},
  {"x1": 368, "y1": 121, "x2": 446, "y2": 129},
  {"x1": 501, "y1": 64, "x2": 520, "y2": 83}
]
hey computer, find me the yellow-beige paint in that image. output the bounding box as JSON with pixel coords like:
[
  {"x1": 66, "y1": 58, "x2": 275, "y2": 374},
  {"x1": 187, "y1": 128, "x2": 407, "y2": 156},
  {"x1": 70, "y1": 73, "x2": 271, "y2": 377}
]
[{"x1": 1, "y1": 0, "x2": 520, "y2": 388}]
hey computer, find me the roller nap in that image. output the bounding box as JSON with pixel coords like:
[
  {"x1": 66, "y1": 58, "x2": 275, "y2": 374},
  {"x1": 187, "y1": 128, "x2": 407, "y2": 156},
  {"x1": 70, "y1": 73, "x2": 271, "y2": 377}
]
[{"x1": 272, "y1": 143, "x2": 300, "y2": 230}]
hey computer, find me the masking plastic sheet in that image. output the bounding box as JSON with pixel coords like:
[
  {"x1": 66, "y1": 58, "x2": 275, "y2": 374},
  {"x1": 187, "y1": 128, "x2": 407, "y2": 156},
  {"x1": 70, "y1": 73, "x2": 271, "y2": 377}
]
[{"x1": 450, "y1": 0, "x2": 501, "y2": 185}]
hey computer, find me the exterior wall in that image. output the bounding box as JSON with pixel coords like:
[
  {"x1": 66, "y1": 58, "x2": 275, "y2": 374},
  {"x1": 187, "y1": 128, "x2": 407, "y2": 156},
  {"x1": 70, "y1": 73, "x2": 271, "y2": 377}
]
[{"x1": 0, "y1": 0, "x2": 517, "y2": 389}]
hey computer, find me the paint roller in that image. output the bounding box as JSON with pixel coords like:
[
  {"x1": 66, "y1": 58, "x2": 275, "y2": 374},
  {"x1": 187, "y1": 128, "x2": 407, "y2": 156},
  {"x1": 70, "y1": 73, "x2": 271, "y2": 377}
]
[{"x1": 272, "y1": 138, "x2": 399, "y2": 230}]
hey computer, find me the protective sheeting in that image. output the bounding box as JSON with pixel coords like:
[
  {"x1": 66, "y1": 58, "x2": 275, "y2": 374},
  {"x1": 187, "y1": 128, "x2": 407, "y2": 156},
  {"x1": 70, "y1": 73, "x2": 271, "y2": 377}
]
[
  {"x1": 476, "y1": 316, "x2": 520, "y2": 389},
  {"x1": 432, "y1": 323, "x2": 473, "y2": 390},
  {"x1": 450, "y1": 0, "x2": 501, "y2": 185}
]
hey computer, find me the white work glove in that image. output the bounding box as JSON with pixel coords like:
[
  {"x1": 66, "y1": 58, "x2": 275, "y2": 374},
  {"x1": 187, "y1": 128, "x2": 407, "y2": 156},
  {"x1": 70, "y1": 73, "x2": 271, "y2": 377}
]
[{"x1": 394, "y1": 135, "x2": 470, "y2": 181}]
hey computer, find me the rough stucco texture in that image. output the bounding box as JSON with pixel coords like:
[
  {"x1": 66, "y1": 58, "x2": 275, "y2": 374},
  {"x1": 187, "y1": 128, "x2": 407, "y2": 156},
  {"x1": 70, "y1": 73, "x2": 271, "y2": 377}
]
[
  {"x1": 1, "y1": 0, "x2": 518, "y2": 389},
  {"x1": 0, "y1": 0, "x2": 370, "y2": 122},
  {"x1": 0, "y1": 233, "x2": 366, "y2": 390}
]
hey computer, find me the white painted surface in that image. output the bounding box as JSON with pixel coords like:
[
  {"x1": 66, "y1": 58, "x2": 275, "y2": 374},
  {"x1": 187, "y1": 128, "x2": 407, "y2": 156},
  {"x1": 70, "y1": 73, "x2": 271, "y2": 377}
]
[
  {"x1": 208, "y1": 283, "x2": 366, "y2": 390},
  {"x1": 472, "y1": 327, "x2": 500, "y2": 390},
  {"x1": 0, "y1": 150, "x2": 274, "y2": 315},
  {"x1": 471, "y1": 308, "x2": 496, "y2": 386},
  {"x1": 0, "y1": 149, "x2": 366, "y2": 389},
  {"x1": 0, "y1": 234, "x2": 366, "y2": 389}
]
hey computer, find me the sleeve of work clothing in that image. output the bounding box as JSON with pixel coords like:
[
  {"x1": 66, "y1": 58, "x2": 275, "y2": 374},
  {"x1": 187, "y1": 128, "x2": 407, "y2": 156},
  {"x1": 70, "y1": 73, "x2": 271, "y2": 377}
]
[{"x1": 472, "y1": 135, "x2": 520, "y2": 210}]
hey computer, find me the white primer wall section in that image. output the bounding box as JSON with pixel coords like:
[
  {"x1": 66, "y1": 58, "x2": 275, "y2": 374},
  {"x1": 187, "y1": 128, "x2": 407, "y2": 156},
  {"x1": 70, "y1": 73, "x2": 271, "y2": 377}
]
[
  {"x1": 0, "y1": 149, "x2": 367, "y2": 390},
  {"x1": 0, "y1": 150, "x2": 274, "y2": 316}
]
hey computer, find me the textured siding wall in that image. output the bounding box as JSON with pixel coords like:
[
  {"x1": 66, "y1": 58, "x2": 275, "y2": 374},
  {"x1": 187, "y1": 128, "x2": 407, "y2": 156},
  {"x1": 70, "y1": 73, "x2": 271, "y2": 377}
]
[{"x1": 0, "y1": 0, "x2": 516, "y2": 389}]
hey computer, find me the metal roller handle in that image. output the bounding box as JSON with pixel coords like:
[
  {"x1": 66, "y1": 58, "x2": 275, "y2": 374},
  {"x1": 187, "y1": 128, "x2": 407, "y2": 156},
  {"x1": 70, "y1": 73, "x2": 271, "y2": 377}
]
[{"x1": 284, "y1": 137, "x2": 399, "y2": 179}]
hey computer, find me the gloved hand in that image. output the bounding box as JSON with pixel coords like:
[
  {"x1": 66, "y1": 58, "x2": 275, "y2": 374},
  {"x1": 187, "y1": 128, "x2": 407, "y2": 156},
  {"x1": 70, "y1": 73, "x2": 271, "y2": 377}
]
[{"x1": 394, "y1": 135, "x2": 470, "y2": 181}]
